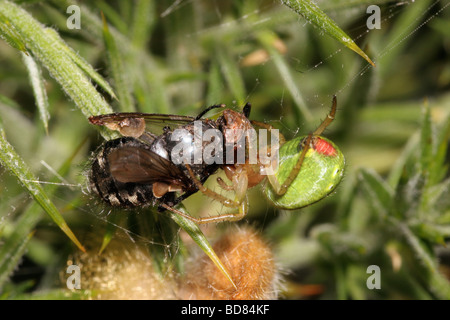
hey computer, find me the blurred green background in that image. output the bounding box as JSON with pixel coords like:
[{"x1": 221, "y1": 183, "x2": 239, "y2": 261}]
[{"x1": 0, "y1": 0, "x2": 449, "y2": 299}]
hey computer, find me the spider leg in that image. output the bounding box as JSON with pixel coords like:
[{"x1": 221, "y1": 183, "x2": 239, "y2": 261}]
[
  {"x1": 266, "y1": 133, "x2": 313, "y2": 195},
  {"x1": 216, "y1": 177, "x2": 234, "y2": 191},
  {"x1": 180, "y1": 163, "x2": 249, "y2": 223},
  {"x1": 250, "y1": 120, "x2": 286, "y2": 145},
  {"x1": 313, "y1": 95, "x2": 336, "y2": 136},
  {"x1": 266, "y1": 96, "x2": 337, "y2": 196},
  {"x1": 161, "y1": 200, "x2": 247, "y2": 224},
  {"x1": 185, "y1": 164, "x2": 242, "y2": 208}
]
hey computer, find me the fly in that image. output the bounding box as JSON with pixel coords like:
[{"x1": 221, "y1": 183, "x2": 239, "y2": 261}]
[
  {"x1": 88, "y1": 97, "x2": 344, "y2": 224},
  {"x1": 88, "y1": 104, "x2": 252, "y2": 216}
]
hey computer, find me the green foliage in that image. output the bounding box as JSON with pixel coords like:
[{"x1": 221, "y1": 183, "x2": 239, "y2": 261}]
[{"x1": 0, "y1": 0, "x2": 449, "y2": 300}]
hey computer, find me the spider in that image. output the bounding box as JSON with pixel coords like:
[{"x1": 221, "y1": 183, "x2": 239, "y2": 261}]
[{"x1": 167, "y1": 96, "x2": 344, "y2": 223}]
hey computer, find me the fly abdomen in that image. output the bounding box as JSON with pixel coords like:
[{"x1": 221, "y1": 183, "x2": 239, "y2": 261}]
[{"x1": 89, "y1": 137, "x2": 157, "y2": 208}]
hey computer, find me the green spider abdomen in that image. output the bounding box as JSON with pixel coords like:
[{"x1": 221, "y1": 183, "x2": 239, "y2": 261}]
[{"x1": 264, "y1": 136, "x2": 345, "y2": 209}]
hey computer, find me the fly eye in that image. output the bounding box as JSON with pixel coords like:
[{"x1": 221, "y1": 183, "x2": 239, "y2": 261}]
[{"x1": 243, "y1": 102, "x2": 251, "y2": 118}]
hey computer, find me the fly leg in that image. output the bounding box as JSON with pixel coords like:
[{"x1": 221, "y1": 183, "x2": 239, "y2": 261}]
[{"x1": 195, "y1": 104, "x2": 226, "y2": 120}]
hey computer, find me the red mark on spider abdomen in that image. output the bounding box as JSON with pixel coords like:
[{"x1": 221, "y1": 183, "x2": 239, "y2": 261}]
[{"x1": 314, "y1": 137, "x2": 337, "y2": 156}]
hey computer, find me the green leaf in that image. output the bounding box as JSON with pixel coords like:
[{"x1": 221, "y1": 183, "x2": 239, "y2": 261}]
[
  {"x1": 134, "y1": 210, "x2": 182, "y2": 275},
  {"x1": 57, "y1": 1, "x2": 170, "y2": 114},
  {"x1": 410, "y1": 222, "x2": 446, "y2": 246},
  {"x1": 392, "y1": 219, "x2": 450, "y2": 299},
  {"x1": 395, "y1": 219, "x2": 436, "y2": 270},
  {"x1": 216, "y1": 46, "x2": 246, "y2": 106},
  {"x1": 43, "y1": 27, "x2": 117, "y2": 101},
  {"x1": 98, "y1": 212, "x2": 122, "y2": 255},
  {"x1": 359, "y1": 168, "x2": 394, "y2": 218},
  {"x1": 257, "y1": 31, "x2": 312, "y2": 121},
  {"x1": 21, "y1": 52, "x2": 50, "y2": 133},
  {"x1": 281, "y1": 0, "x2": 375, "y2": 66},
  {"x1": 206, "y1": 60, "x2": 224, "y2": 106},
  {"x1": 130, "y1": 0, "x2": 156, "y2": 49},
  {"x1": 0, "y1": 231, "x2": 34, "y2": 290},
  {"x1": 101, "y1": 13, "x2": 134, "y2": 112},
  {"x1": 0, "y1": 10, "x2": 27, "y2": 53},
  {"x1": 378, "y1": 0, "x2": 433, "y2": 77},
  {"x1": 429, "y1": 111, "x2": 450, "y2": 186},
  {"x1": 96, "y1": 1, "x2": 128, "y2": 34},
  {"x1": 0, "y1": 136, "x2": 87, "y2": 291},
  {"x1": 0, "y1": 124, "x2": 85, "y2": 252},
  {"x1": 0, "y1": 0, "x2": 116, "y2": 140},
  {"x1": 387, "y1": 131, "x2": 420, "y2": 189},
  {"x1": 0, "y1": 93, "x2": 20, "y2": 109},
  {"x1": 419, "y1": 103, "x2": 433, "y2": 176}
]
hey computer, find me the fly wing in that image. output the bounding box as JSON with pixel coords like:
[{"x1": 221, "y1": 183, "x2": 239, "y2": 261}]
[
  {"x1": 89, "y1": 112, "x2": 197, "y2": 137},
  {"x1": 89, "y1": 112, "x2": 197, "y2": 125},
  {"x1": 107, "y1": 146, "x2": 189, "y2": 187}
]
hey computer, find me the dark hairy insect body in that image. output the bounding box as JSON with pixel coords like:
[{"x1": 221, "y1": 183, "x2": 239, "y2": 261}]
[
  {"x1": 89, "y1": 113, "x2": 224, "y2": 210},
  {"x1": 90, "y1": 137, "x2": 159, "y2": 208}
]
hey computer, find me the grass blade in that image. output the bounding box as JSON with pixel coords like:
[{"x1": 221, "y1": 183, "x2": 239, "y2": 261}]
[
  {"x1": 0, "y1": 124, "x2": 85, "y2": 252},
  {"x1": 130, "y1": 0, "x2": 156, "y2": 49},
  {"x1": 428, "y1": 109, "x2": 450, "y2": 186},
  {"x1": 359, "y1": 168, "x2": 394, "y2": 218},
  {"x1": 96, "y1": 1, "x2": 128, "y2": 34},
  {"x1": 98, "y1": 212, "x2": 122, "y2": 255},
  {"x1": 393, "y1": 219, "x2": 450, "y2": 299},
  {"x1": 43, "y1": 28, "x2": 117, "y2": 101},
  {"x1": 0, "y1": 137, "x2": 87, "y2": 292},
  {"x1": 281, "y1": 0, "x2": 375, "y2": 66},
  {"x1": 21, "y1": 52, "x2": 50, "y2": 133},
  {"x1": 0, "y1": 0, "x2": 116, "y2": 140},
  {"x1": 206, "y1": 60, "x2": 224, "y2": 106},
  {"x1": 216, "y1": 46, "x2": 247, "y2": 106},
  {"x1": 419, "y1": 103, "x2": 433, "y2": 176},
  {"x1": 378, "y1": 0, "x2": 433, "y2": 77},
  {"x1": 0, "y1": 231, "x2": 34, "y2": 290},
  {"x1": 101, "y1": 13, "x2": 134, "y2": 112},
  {"x1": 0, "y1": 9, "x2": 27, "y2": 53},
  {"x1": 257, "y1": 31, "x2": 312, "y2": 121}
]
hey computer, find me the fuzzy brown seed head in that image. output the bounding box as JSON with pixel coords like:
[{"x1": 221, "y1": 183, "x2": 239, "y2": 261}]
[
  {"x1": 179, "y1": 226, "x2": 281, "y2": 300},
  {"x1": 65, "y1": 238, "x2": 178, "y2": 300}
]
